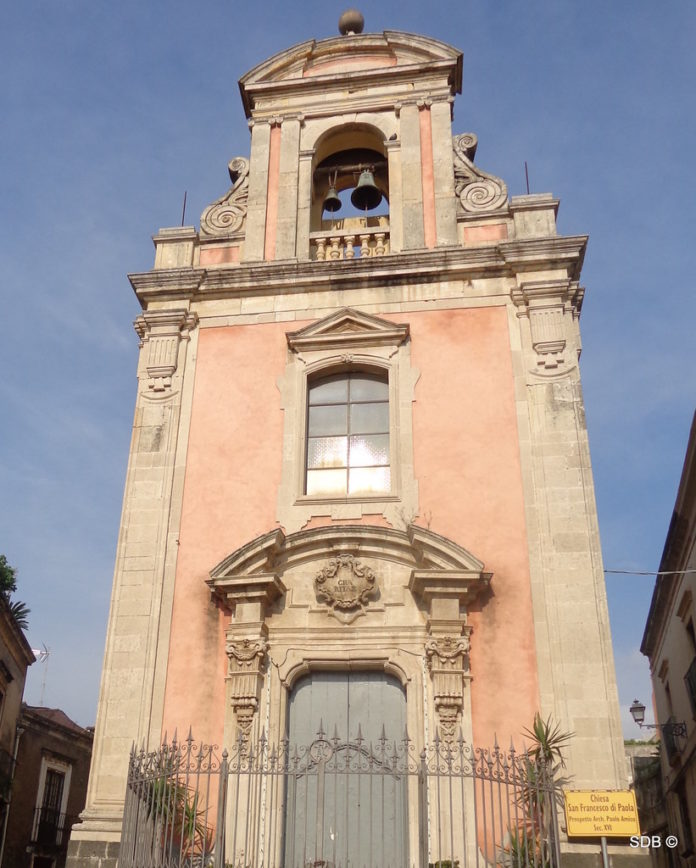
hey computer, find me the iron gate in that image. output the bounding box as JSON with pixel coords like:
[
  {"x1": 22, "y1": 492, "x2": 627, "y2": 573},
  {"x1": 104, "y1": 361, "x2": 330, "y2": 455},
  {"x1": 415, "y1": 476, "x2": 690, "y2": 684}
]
[{"x1": 120, "y1": 728, "x2": 561, "y2": 868}]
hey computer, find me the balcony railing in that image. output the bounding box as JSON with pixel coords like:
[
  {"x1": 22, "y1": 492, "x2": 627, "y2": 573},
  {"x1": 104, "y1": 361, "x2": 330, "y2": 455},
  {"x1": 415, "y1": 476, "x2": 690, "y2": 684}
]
[
  {"x1": 32, "y1": 806, "x2": 74, "y2": 847},
  {"x1": 310, "y1": 228, "x2": 390, "y2": 261},
  {"x1": 663, "y1": 717, "x2": 682, "y2": 765}
]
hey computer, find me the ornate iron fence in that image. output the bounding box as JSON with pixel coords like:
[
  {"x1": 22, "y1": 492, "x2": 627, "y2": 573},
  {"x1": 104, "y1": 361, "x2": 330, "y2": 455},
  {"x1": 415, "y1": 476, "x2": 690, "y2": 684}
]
[{"x1": 120, "y1": 728, "x2": 561, "y2": 868}]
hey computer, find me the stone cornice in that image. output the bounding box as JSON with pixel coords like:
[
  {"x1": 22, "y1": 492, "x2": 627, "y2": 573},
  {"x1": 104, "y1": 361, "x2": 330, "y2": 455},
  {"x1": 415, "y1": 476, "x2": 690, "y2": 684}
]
[
  {"x1": 246, "y1": 71, "x2": 456, "y2": 122},
  {"x1": 499, "y1": 236, "x2": 587, "y2": 282},
  {"x1": 129, "y1": 269, "x2": 206, "y2": 305},
  {"x1": 511, "y1": 278, "x2": 585, "y2": 316},
  {"x1": 128, "y1": 237, "x2": 587, "y2": 306}
]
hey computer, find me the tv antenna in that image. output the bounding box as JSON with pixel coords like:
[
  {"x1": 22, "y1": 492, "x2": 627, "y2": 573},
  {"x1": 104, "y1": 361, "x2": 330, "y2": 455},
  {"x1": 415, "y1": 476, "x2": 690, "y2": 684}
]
[{"x1": 30, "y1": 644, "x2": 51, "y2": 706}]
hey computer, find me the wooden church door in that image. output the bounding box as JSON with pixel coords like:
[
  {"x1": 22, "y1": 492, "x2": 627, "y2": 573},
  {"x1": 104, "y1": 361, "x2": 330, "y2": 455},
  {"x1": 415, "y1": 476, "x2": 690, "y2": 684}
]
[{"x1": 284, "y1": 671, "x2": 408, "y2": 867}]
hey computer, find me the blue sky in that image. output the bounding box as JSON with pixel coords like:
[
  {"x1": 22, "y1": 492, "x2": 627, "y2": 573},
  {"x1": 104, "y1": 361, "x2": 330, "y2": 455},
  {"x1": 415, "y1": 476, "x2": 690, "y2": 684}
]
[{"x1": 1, "y1": 1, "x2": 694, "y2": 739}]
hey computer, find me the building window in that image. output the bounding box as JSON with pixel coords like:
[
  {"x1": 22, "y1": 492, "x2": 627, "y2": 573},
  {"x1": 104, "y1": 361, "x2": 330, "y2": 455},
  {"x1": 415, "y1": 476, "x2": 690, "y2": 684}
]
[
  {"x1": 32, "y1": 756, "x2": 72, "y2": 847},
  {"x1": 305, "y1": 372, "x2": 390, "y2": 497}
]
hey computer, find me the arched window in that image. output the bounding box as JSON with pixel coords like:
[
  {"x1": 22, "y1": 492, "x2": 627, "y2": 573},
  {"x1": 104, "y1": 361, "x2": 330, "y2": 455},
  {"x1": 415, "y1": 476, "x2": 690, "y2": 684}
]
[{"x1": 305, "y1": 371, "x2": 390, "y2": 496}]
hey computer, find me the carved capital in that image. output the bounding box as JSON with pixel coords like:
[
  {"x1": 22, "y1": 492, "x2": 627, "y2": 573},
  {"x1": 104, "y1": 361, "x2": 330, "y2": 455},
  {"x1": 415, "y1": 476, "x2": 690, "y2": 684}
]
[
  {"x1": 200, "y1": 157, "x2": 250, "y2": 237},
  {"x1": 512, "y1": 279, "x2": 584, "y2": 375},
  {"x1": 133, "y1": 309, "x2": 198, "y2": 393},
  {"x1": 425, "y1": 634, "x2": 471, "y2": 670}
]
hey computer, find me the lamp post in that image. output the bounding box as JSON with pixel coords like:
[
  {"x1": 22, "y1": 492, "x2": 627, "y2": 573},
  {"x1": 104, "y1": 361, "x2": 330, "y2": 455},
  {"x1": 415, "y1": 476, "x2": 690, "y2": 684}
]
[{"x1": 630, "y1": 699, "x2": 687, "y2": 738}]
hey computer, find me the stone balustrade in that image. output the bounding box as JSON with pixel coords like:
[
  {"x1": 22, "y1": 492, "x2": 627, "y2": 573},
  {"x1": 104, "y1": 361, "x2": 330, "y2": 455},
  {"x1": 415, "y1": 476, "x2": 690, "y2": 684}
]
[{"x1": 310, "y1": 227, "x2": 390, "y2": 261}]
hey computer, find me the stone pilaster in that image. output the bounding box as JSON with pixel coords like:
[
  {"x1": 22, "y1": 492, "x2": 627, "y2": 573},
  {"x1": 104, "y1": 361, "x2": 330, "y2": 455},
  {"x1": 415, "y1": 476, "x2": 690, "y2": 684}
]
[
  {"x1": 430, "y1": 98, "x2": 458, "y2": 246},
  {"x1": 509, "y1": 276, "x2": 626, "y2": 791},
  {"x1": 68, "y1": 308, "x2": 199, "y2": 857},
  {"x1": 398, "y1": 102, "x2": 426, "y2": 249},
  {"x1": 242, "y1": 120, "x2": 272, "y2": 261},
  {"x1": 275, "y1": 116, "x2": 302, "y2": 260}
]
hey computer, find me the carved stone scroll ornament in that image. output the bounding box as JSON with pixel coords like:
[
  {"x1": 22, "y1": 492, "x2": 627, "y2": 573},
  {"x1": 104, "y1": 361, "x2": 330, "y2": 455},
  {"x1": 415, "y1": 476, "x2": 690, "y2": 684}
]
[
  {"x1": 200, "y1": 157, "x2": 250, "y2": 236},
  {"x1": 314, "y1": 554, "x2": 377, "y2": 614},
  {"x1": 425, "y1": 633, "x2": 471, "y2": 742},
  {"x1": 453, "y1": 133, "x2": 508, "y2": 214},
  {"x1": 225, "y1": 637, "x2": 268, "y2": 747}
]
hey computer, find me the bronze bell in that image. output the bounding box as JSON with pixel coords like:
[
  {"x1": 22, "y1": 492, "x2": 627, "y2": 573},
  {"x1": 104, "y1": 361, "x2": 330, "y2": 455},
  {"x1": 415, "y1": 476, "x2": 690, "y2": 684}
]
[
  {"x1": 351, "y1": 170, "x2": 382, "y2": 210},
  {"x1": 322, "y1": 184, "x2": 342, "y2": 213}
]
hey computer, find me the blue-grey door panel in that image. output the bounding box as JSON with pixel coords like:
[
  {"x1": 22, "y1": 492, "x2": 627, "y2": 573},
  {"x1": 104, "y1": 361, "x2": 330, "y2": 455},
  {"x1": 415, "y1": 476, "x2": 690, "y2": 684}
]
[{"x1": 285, "y1": 671, "x2": 408, "y2": 867}]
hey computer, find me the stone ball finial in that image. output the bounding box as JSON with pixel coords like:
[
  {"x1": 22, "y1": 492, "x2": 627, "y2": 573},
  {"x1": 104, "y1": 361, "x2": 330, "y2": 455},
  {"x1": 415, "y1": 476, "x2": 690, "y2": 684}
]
[{"x1": 339, "y1": 9, "x2": 365, "y2": 35}]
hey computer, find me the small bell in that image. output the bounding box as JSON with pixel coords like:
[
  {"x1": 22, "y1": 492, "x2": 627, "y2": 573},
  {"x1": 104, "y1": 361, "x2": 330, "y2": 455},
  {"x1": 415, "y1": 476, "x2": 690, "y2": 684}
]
[
  {"x1": 322, "y1": 184, "x2": 342, "y2": 213},
  {"x1": 351, "y1": 169, "x2": 382, "y2": 211}
]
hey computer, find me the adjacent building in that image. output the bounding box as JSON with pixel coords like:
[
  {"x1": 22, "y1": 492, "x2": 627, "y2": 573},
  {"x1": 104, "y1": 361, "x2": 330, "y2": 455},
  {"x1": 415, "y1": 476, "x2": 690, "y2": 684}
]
[
  {"x1": 2, "y1": 705, "x2": 93, "y2": 868},
  {"x1": 0, "y1": 594, "x2": 35, "y2": 864},
  {"x1": 68, "y1": 13, "x2": 629, "y2": 867},
  {"x1": 642, "y1": 411, "x2": 696, "y2": 863}
]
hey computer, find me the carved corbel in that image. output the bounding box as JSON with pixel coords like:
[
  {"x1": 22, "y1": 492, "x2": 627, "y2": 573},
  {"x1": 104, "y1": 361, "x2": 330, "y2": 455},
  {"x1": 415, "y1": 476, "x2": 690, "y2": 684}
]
[
  {"x1": 225, "y1": 637, "x2": 268, "y2": 746},
  {"x1": 512, "y1": 279, "x2": 584, "y2": 374},
  {"x1": 207, "y1": 566, "x2": 285, "y2": 747},
  {"x1": 133, "y1": 310, "x2": 198, "y2": 393},
  {"x1": 425, "y1": 631, "x2": 472, "y2": 742},
  {"x1": 410, "y1": 568, "x2": 489, "y2": 742}
]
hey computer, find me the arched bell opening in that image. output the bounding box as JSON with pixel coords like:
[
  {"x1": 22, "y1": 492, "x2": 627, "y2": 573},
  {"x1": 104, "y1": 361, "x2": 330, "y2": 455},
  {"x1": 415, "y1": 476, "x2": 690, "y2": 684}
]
[{"x1": 310, "y1": 125, "x2": 390, "y2": 259}]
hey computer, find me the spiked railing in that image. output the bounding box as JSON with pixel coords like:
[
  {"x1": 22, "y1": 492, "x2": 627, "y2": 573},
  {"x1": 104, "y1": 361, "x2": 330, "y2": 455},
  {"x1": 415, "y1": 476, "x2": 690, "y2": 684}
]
[{"x1": 120, "y1": 725, "x2": 562, "y2": 868}]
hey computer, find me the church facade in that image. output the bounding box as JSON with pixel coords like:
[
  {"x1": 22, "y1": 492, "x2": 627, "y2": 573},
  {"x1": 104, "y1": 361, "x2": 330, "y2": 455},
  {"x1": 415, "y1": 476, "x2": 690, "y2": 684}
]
[{"x1": 68, "y1": 15, "x2": 629, "y2": 868}]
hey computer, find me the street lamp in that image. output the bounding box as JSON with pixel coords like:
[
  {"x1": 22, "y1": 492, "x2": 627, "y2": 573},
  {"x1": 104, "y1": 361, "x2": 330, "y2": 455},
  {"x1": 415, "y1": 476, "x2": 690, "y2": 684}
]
[{"x1": 630, "y1": 699, "x2": 687, "y2": 738}]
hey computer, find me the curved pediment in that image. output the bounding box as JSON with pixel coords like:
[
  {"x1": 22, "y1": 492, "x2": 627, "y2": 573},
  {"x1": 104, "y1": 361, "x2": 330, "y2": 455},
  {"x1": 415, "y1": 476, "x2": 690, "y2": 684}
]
[
  {"x1": 239, "y1": 31, "x2": 462, "y2": 116},
  {"x1": 208, "y1": 523, "x2": 489, "y2": 588}
]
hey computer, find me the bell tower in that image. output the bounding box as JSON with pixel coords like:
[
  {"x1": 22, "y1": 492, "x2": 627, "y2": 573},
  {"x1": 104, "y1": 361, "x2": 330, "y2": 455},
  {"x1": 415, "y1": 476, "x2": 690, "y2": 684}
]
[{"x1": 68, "y1": 12, "x2": 629, "y2": 868}]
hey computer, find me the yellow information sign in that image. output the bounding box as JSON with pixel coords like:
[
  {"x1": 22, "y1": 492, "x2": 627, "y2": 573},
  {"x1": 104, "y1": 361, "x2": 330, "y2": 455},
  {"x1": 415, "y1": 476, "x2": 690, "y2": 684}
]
[{"x1": 564, "y1": 790, "x2": 640, "y2": 838}]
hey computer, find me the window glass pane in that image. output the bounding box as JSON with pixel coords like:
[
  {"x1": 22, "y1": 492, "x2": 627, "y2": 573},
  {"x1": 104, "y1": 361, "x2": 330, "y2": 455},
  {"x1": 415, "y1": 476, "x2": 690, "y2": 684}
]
[
  {"x1": 350, "y1": 375, "x2": 388, "y2": 402},
  {"x1": 306, "y1": 468, "x2": 348, "y2": 496},
  {"x1": 350, "y1": 402, "x2": 389, "y2": 434},
  {"x1": 308, "y1": 405, "x2": 347, "y2": 436},
  {"x1": 309, "y1": 376, "x2": 348, "y2": 405},
  {"x1": 348, "y1": 467, "x2": 391, "y2": 494},
  {"x1": 307, "y1": 437, "x2": 348, "y2": 469},
  {"x1": 349, "y1": 434, "x2": 389, "y2": 467}
]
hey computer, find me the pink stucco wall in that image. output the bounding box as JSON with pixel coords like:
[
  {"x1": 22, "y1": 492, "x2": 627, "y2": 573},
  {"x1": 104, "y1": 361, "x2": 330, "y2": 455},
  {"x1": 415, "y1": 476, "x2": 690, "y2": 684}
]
[{"x1": 161, "y1": 306, "x2": 538, "y2": 748}]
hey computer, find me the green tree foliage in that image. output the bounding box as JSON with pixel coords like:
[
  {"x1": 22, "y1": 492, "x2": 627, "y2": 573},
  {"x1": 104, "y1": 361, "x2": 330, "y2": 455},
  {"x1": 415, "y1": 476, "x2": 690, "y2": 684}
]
[
  {"x1": 0, "y1": 554, "x2": 30, "y2": 631},
  {"x1": 0, "y1": 554, "x2": 17, "y2": 596}
]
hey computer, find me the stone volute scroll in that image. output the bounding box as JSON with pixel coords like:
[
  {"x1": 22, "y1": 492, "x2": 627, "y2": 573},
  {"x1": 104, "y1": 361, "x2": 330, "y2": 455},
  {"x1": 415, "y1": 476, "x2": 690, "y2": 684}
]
[
  {"x1": 452, "y1": 133, "x2": 508, "y2": 214},
  {"x1": 200, "y1": 157, "x2": 250, "y2": 237}
]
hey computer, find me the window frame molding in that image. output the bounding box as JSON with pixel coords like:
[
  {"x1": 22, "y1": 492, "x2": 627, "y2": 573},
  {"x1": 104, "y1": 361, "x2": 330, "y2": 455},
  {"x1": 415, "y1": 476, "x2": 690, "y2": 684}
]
[
  {"x1": 277, "y1": 308, "x2": 419, "y2": 532},
  {"x1": 32, "y1": 753, "x2": 72, "y2": 845}
]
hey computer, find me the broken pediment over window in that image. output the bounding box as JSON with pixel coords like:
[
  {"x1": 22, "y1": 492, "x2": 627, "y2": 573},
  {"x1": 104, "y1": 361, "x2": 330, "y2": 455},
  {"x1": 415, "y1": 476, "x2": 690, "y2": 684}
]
[
  {"x1": 452, "y1": 133, "x2": 508, "y2": 214},
  {"x1": 200, "y1": 157, "x2": 250, "y2": 237}
]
